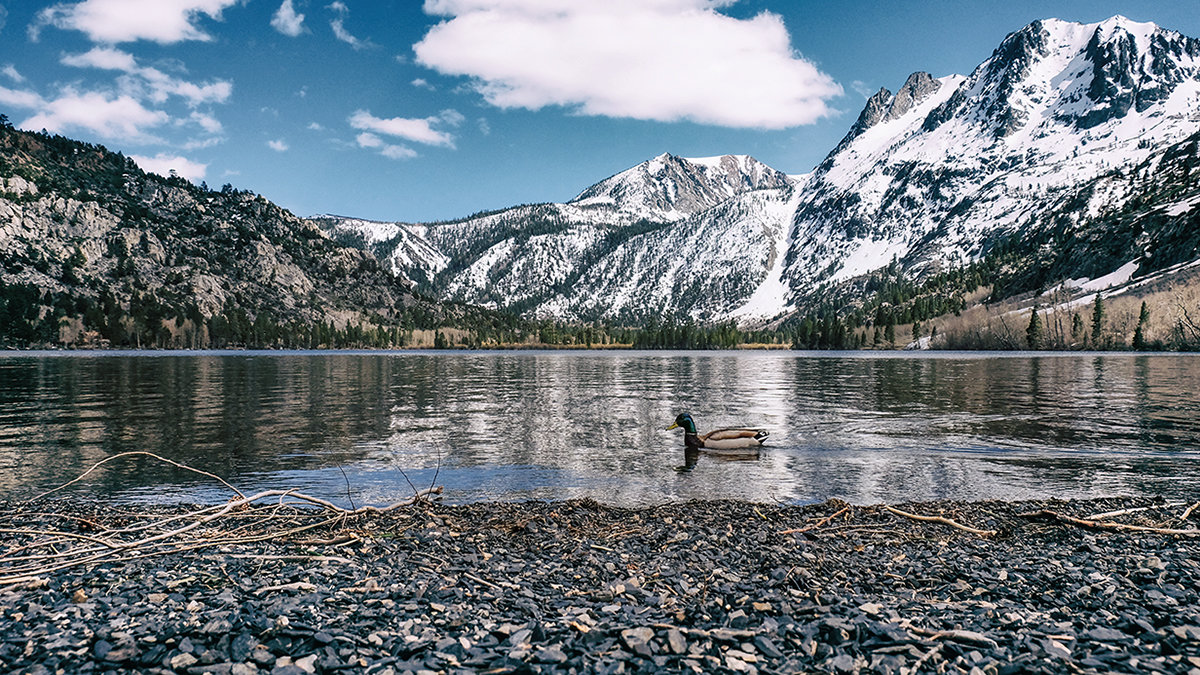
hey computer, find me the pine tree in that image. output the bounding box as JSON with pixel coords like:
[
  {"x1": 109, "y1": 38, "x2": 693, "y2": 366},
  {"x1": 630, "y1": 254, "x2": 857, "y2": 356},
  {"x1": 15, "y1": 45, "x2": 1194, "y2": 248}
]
[
  {"x1": 1026, "y1": 305, "x2": 1043, "y2": 349},
  {"x1": 1133, "y1": 301, "x2": 1150, "y2": 350},
  {"x1": 1091, "y1": 294, "x2": 1105, "y2": 349}
]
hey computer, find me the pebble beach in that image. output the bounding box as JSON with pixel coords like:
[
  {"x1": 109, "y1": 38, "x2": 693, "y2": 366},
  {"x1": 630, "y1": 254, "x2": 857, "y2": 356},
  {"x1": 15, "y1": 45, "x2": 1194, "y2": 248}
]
[{"x1": 2, "y1": 496, "x2": 1199, "y2": 674}]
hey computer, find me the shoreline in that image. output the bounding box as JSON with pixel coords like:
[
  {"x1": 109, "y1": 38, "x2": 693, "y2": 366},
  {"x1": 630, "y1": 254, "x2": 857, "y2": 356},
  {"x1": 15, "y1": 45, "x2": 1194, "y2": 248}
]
[{"x1": 2, "y1": 496, "x2": 1198, "y2": 674}]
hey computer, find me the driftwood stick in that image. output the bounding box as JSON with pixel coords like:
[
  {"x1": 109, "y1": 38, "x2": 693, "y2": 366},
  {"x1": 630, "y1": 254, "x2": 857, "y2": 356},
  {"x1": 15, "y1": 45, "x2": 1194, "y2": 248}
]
[
  {"x1": 906, "y1": 643, "x2": 942, "y2": 675},
  {"x1": 1085, "y1": 503, "x2": 1185, "y2": 520},
  {"x1": 884, "y1": 506, "x2": 997, "y2": 537},
  {"x1": 26, "y1": 451, "x2": 247, "y2": 502},
  {"x1": 1019, "y1": 510, "x2": 1200, "y2": 536},
  {"x1": 780, "y1": 506, "x2": 850, "y2": 534},
  {"x1": 1183, "y1": 502, "x2": 1200, "y2": 521},
  {"x1": 906, "y1": 625, "x2": 999, "y2": 649}
]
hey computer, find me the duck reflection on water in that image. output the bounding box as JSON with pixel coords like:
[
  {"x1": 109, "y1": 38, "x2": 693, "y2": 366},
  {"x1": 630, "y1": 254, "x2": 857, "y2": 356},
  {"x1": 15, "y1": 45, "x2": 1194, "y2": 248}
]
[{"x1": 676, "y1": 445, "x2": 764, "y2": 472}]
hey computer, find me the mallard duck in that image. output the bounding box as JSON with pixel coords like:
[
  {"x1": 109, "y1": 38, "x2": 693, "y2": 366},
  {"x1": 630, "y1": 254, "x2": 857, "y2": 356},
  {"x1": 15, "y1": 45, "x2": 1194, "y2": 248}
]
[{"x1": 666, "y1": 413, "x2": 768, "y2": 451}]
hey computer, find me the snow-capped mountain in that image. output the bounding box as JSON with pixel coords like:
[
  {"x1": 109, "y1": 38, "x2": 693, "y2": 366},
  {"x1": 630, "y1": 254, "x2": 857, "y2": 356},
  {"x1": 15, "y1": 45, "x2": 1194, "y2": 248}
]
[
  {"x1": 308, "y1": 214, "x2": 448, "y2": 286},
  {"x1": 316, "y1": 16, "x2": 1200, "y2": 324},
  {"x1": 570, "y1": 153, "x2": 793, "y2": 221},
  {"x1": 784, "y1": 16, "x2": 1200, "y2": 298}
]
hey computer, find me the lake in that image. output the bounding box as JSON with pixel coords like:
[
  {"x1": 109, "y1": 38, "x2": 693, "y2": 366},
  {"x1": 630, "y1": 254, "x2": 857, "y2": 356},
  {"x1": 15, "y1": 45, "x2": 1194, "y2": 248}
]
[{"x1": 1, "y1": 350, "x2": 1198, "y2": 507}]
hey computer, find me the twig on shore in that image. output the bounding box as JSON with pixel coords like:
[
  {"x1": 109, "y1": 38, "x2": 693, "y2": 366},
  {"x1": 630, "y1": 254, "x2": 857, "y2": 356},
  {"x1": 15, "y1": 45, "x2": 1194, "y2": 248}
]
[
  {"x1": 906, "y1": 643, "x2": 942, "y2": 675},
  {"x1": 883, "y1": 506, "x2": 997, "y2": 537},
  {"x1": 905, "y1": 625, "x2": 999, "y2": 649},
  {"x1": 25, "y1": 451, "x2": 246, "y2": 502},
  {"x1": 1018, "y1": 510, "x2": 1200, "y2": 536},
  {"x1": 780, "y1": 506, "x2": 850, "y2": 534},
  {"x1": 1, "y1": 455, "x2": 443, "y2": 587},
  {"x1": 1183, "y1": 502, "x2": 1200, "y2": 521},
  {"x1": 1085, "y1": 503, "x2": 1185, "y2": 520}
]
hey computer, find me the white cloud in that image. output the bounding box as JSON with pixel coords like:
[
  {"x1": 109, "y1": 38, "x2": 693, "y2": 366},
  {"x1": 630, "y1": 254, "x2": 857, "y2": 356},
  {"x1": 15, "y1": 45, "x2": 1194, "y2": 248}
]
[
  {"x1": 307, "y1": 121, "x2": 324, "y2": 130},
  {"x1": 355, "y1": 130, "x2": 416, "y2": 160},
  {"x1": 411, "y1": 78, "x2": 434, "y2": 90},
  {"x1": 850, "y1": 80, "x2": 875, "y2": 99},
  {"x1": 413, "y1": 0, "x2": 842, "y2": 129},
  {"x1": 271, "y1": 0, "x2": 306, "y2": 37},
  {"x1": 2, "y1": 65, "x2": 25, "y2": 83},
  {"x1": 476, "y1": 117, "x2": 490, "y2": 136},
  {"x1": 181, "y1": 136, "x2": 222, "y2": 150},
  {"x1": 380, "y1": 144, "x2": 417, "y2": 159},
  {"x1": 348, "y1": 109, "x2": 457, "y2": 147},
  {"x1": 188, "y1": 110, "x2": 222, "y2": 134},
  {"x1": 268, "y1": 139, "x2": 289, "y2": 152},
  {"x1": 61, "y1": 47, "x2": 232, "y2": 107},
  {"x1": 0, "y1": 86, "x2": 45, "y2": 110},
  {"x1": 60, "y1": 46, "x2": 136, "y2": 70},
  {"x1": 327, "y1": 1, "x2": 371, "y2": 49},
  {"x1": 438, "y1": 108, "x2": 465, "y2": 127},
  {"x1": 32, "y1": 0, "x2": 240, "y2": 45},
  {"x1": 131, "y1": 153, "x2": 207, "y2": 182},
  {"x1": 22, "y1": 90, "x2": 168, "y2": 141}
]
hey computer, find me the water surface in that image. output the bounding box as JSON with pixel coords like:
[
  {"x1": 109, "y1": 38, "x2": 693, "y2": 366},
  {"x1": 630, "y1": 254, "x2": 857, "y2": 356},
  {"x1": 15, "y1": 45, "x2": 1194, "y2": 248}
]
[{"x1": 1, "y1": 350, "x2": 1197, "y2": 506}]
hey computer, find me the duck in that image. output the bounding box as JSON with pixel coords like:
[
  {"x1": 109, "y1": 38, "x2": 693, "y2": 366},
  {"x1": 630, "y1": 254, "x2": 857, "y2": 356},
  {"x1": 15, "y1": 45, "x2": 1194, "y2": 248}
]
[{"x1": 666, "y1": 413, "x2": 768, "y2": 451}]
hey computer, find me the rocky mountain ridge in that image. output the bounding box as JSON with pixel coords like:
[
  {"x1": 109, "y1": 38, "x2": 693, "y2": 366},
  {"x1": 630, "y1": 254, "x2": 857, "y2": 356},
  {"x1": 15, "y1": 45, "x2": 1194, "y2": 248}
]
[
  {"x1": 0, "y1": 122, "x2": 474, "y2": 347},
  {"x1": 317, "y1": 15, "x2": 1200, "y2": 326}
]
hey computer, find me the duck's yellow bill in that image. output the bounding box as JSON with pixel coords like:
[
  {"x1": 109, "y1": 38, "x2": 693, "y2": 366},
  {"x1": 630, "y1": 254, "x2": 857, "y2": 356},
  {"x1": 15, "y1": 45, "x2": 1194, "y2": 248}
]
[{"x1": 666, "y1": 423, "x2": 679, "y2": 430}]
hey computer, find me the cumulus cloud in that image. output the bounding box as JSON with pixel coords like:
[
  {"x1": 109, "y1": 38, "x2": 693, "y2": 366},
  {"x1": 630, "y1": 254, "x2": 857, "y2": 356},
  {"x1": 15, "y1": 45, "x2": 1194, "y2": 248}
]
[
  {"x1": 188, "y1": 111, "x2": 223, "y2": 134},
  {"x1": 2, "y1": 65, "x2": 24, "y2": 83},
  {"x1": 0, "y1": 85, "x2": 45, "y2": 110},
  {"x1": 21, "y1": 90, "x2": 169, "y2": 141},
  {"x1": 413, "y1": 0, "x2": 842, "y2": 129},
  {"x1": 31, "y1": 0, "x2": 240, "y2": 44},
  {"x1": 131, "y1": 152, "x2": 207, "y2": 182},
  {"x1": 355, "y1": 130, "x2": 416, "y2": 160},
  {"x1": 60, "y1": 47, "x2": 232, "y2": 107},
  {"x1": 268, "y1": 139, "x2": 289, "y2": 152},
  {"x1": 380, "y1": 144, "x2": 417, "y2": 159},
  {"x1": 327, "y1": 1, "x2": 372, "y2": 49},
  {"x1": 348, "y1": 109, "x2": 460, "y2": 148},
  {"x1": 272, "y1": 0, "x2": 306, "y2": 37},
  {"x1": 411, "y1": 78, "x2": 434, "y2": 90}
]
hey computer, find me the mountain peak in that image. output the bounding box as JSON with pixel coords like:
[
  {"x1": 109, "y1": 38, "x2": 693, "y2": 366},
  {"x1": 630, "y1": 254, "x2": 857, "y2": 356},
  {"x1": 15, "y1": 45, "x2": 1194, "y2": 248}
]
[
  {"x1": 833, "y1": 72, "x2": 943, "y2": 152},
  {"x1": 570, "y1": 153, "x2": 791, "y2": 221}
]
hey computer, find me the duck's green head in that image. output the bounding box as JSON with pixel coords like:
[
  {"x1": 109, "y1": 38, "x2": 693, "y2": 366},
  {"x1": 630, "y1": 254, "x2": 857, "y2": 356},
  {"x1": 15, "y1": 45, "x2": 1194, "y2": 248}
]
[{"x1": 667, "y1": 413, "x2": 698, "y2": 434}]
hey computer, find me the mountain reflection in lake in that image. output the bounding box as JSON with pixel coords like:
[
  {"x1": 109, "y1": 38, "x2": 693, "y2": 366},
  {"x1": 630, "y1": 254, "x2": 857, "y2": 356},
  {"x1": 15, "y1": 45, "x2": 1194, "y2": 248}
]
[{"x1": 1, "y1": 351, "x2": 1198, "y2": 506}]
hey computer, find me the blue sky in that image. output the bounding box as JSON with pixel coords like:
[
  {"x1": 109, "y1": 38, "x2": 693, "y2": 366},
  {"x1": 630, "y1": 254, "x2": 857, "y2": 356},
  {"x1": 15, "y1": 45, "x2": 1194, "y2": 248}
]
[{"x1": 1, "y1": 0, "x2": 1198, "y2": 223}]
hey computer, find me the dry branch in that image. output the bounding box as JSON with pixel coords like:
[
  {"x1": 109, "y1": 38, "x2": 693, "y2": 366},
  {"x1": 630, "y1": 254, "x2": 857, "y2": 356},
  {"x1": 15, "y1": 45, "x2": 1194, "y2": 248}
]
[
  {"x1": 1085, "y1": 503, "x2": 1185, "y2": 520},
  {"x1": 26, "y1": 451, "x2": 246, "y2": 502},
  {"x1": 883, "y1": 506, "x2": 997, "y2": 537},
  {"x1": 780, "y1": 506, "x2": 850, "y2": 534},
  {"x1": 1018, "y1": 510, "x2": 1200, "y2": 536},
  {"x1": 1, "y1": 454, "x2": 443, "y2": 587},
  {"x1": 1183, "y1": 502, "x2": 1200, "y2": 521}
]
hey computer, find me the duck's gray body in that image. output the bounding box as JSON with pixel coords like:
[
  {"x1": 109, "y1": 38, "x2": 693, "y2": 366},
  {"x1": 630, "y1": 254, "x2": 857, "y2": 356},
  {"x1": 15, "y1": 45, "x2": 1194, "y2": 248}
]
[{"x1": 669, "y1": 414, "x2": 768, "y2": 451}]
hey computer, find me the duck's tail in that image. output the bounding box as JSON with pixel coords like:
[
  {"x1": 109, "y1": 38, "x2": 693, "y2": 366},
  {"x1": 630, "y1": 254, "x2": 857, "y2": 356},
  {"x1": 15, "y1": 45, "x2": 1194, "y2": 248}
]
[{"x1": 754, "y1": 429, "x2": 769, "y2": 443}]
